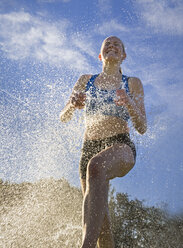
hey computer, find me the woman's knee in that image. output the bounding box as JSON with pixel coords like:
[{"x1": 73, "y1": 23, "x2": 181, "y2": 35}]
[{"x1": 120, "y1": 161, "x2": 135, "y2": 177}]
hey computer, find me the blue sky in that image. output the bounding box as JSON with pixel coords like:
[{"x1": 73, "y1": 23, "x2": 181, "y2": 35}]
[{"x1": 0, "y1": 0, "x2": 183, "y2": 214}]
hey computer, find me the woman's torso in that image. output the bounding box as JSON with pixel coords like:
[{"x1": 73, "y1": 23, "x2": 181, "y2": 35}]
[{"x1": 83, "y1": 73, "x2": 130, "y2": 140}]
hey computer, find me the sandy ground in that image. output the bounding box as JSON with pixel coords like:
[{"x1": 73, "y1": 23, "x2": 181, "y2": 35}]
[{"x1": 0, "y1": 178, "x2": 82, "y2": 248}]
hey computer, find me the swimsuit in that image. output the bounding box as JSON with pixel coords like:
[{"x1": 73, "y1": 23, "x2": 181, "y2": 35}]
[
  {"x1": 79, "y1": 74, "x2": 136, "y2": 180},
  {"x1": 85, "y1": 74, "x2": 131, "y2": 121},
  {"x1": 79, "y1": 133, "x2": 136, "y2": 179}
]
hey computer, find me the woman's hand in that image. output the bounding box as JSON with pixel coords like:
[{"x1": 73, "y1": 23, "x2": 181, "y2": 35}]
[
  {"x1": 114, "y1": 89, "x2": 130, "y2": 107},
  {"x1": 70, "y1": 92, "x2": 86, "y2": 109}
]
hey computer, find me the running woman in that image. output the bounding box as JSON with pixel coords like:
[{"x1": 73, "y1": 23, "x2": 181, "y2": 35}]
[{"x1": 60, "y1": 36, "x2": 147, "y2": 248}]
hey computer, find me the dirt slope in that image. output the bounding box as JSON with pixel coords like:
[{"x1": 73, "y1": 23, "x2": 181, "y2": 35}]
[{"x1": 0, "y1": 178, "x2": 82, "y2": 248}]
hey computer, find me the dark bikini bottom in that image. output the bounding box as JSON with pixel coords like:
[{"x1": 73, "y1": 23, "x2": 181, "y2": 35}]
[{"x1": 79, "y1": 133, "x2": 136, "y2": 179}]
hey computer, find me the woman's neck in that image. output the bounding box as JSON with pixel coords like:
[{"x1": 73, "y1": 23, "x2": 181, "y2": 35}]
[
  {"x1": 96, "y1": 63, "x2": 122, "y2": 90},
  {"x1": 102, "y1": 62, "x2": 122, "y2": 77}
]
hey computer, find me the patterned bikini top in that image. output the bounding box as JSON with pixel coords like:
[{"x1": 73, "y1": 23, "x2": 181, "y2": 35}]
[{"x1": 84, "y1": 74, "x2": 131, "y2": 121}]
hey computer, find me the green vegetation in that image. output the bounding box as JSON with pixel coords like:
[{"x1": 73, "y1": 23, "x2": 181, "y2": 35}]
[
  {"x1": 109, "y1": 189, "x2": 183, "y2": 247},
  {"x1": 0, "y1": 178, "x2": 182, "y2": 247}
]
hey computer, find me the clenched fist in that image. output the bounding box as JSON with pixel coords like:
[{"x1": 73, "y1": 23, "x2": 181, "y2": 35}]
[
  {"x1": 114, "y1": 89, "x2": 130, "y2": 106},
  {"x1": 70, "y1": 92, "x2": 86, "y2": 109}
]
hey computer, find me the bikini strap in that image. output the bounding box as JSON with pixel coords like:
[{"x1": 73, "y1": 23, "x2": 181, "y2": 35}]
[
  {"x1": 85, "y1": 74, "x2": 131, "y2": 96},
  {"x1": 121, "y1": 74, "x2": 130, "y2": 94},
  {"x1": 85, "y1": 74, "x2": 99, "y2": 92}
]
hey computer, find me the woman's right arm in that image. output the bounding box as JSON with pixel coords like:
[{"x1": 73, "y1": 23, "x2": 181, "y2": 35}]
[
  {"x1": 60, "y1": 74, "x2": 91, "y2": 123},
  {"x1": 60, "y1": 101, "x2": 76, "y2": 122}
]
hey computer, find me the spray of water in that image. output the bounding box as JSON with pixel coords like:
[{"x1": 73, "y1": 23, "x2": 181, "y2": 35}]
[
  {"x1": 1, "y1": 60, "x2": 183, "y2": 247},
  {"x1": 1, "y1": 68, "x2": 86, "y2": 247}
]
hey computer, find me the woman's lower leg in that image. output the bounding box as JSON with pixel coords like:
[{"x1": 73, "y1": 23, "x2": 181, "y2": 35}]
[
  {"x1": 97, "y1": 213, "x2": 115, "y2": 248},
  {"x1": 80, "y1": 179, "x2": 114, "y2": 248},
  {"x1": 81, "y1": 176, "x2": 109, "y2": 248}
]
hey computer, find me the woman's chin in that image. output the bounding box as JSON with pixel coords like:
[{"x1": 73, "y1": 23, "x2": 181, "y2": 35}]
[{"x1": 105, "y1": 56, "x2": 119, "y2": 63}]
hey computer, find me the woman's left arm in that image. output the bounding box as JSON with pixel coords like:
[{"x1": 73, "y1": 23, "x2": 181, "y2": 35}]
[
  {"x1": 127, "y1": 77, "x2": 147, "y2": 134},
  {"x1": 115, "y1": 77, "x2": 147, "y2": 134}
]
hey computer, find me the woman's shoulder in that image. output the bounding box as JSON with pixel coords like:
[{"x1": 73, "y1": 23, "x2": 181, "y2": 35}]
[
  {"x1": 127, "y1": 77, "x2": 144, "y2": 95},
  {"x1": 128, "y1": 76, "x2": 142, "y2": 85},
  {"x1": 73, "y1": 74, "x2": 92, "y2": 92},
  {"x1": 79, "y1": 74, "x2": 93, "y2": 82}
]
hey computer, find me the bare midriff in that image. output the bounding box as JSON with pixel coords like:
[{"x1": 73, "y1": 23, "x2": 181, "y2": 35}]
[{"x1": 84, "y1": 115, "x2": 129, "y2": 140}]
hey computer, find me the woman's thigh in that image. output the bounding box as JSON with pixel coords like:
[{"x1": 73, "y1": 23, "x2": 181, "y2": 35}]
[{"x1": 87, "y1": 143, "x2": 135, "y2": 181}]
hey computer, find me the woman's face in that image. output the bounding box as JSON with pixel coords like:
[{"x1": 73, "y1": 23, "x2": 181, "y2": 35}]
[{"x1": 100, "y1": 36, "x2": 125, "y2": 63}]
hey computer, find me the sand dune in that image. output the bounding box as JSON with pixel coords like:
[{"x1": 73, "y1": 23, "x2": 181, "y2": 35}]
[{"x1": 0, "y1": 178, "x2": 82, "y2": 248}]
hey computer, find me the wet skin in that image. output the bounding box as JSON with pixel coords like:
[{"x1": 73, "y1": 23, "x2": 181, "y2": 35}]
[{"x1": 60, "y1": 36, "x2": 147, "y2": 248}]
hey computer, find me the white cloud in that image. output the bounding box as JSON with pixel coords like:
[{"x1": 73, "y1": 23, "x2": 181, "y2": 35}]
[
  {"x1": 71, "y1": 34, "x2": 97, "y2": 59},
  {"x1": 96, "y1": 19, "x2": 128, "y2": 35},
  {"x1": 0, "y1": 11, "x2": 93, "y2": 71},
  {"x1": 137, "y1": 0, "x2": 183, "y2": 35},
  {"x1": 97, "y1": 0, "x2": 112, "y2": 14}
]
